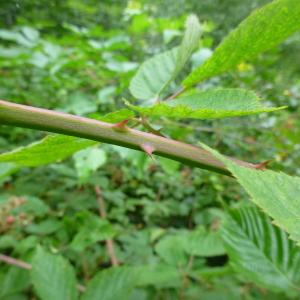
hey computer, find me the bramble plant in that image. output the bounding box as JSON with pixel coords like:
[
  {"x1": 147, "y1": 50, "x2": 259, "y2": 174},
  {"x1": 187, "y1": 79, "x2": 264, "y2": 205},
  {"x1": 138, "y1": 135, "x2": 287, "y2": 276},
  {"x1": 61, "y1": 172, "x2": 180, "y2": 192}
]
[{"x1": 1, "y1": 0, "x2": 300, "y2": 299}]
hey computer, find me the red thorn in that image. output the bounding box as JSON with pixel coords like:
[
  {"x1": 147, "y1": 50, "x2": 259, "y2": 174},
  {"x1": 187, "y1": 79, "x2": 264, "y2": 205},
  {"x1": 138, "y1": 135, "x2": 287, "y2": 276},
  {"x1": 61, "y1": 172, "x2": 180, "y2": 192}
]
[
  {"x1": 140, "y1": 143, "x2": 156, "y2": 161},
  {"x1": 112, "y1": 119, "x2": 129, "y2": 132},
  {"x1": 254, "y1": 159, "x2": 272, "y2": 170}
]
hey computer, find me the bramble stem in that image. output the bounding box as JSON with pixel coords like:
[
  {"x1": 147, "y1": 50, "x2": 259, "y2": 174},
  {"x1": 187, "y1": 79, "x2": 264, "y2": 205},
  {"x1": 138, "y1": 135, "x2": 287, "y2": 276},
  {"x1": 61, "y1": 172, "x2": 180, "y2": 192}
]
[
  {"x1": 95, "y1": 186, "x2": 119, "y2": 267},
  {"x1": 0, "y1": 253, "x2": 32, "y2": 270},
  {"x1": 0, "y1": 99, "x2": 257, "y2": 176}
]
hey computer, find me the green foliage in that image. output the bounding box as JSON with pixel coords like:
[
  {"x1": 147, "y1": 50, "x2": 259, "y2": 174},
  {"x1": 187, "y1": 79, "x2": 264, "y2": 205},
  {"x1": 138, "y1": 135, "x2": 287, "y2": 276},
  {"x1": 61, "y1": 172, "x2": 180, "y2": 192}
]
[
  {"x1": 31, "y1": 247, "x2": 78, "y2": 300},
  {"x1": 0, "y1": 135, "x2": 96, "y2": 167},
  {"x1": 129, "y1": 48, "x2": 178, "y2": 100},
  {"x1": 182, "y1": 227, "x2": 225, "y2": 257},
  {"x1": 203, "y1": 143, "x2": 300, "y2": 245},
  {"x1": 0, "y1": 268, "x2": 30, "y2": 298},
  {"x1": 130, "y1": 14, "x2": 201, "y2": 100},
  {"x1": 1, "y1": 0, "x2": 300, "y2": 299},
  {"x1": 127, "y1": 88, "x2": 284, "y2": 119},
  {"x1": 82, "y1": 267, "x2": 137, "y2": 300},
  {"x1": 73, "y1": 147, "x2": 107, "y2": 181},
  {"x1": 221, "y1": 205, "x2": 300, "y2": 294},
  {"x1": 69, "y1": 212, "x2": 117, "y2": 252},
  {"x1": 0, "y1": 109, "x2": 134, "y2": 167},
  {"x1": 183, "y1": 0, "x2": 300, "y2": 86}
]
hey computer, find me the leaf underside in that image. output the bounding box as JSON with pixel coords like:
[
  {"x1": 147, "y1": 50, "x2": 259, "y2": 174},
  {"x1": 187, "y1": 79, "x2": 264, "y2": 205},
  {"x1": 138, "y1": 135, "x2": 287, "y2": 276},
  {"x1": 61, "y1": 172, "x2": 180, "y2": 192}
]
[{"x1": 130, "y1": 14, "x2": 201, "y2": 101}]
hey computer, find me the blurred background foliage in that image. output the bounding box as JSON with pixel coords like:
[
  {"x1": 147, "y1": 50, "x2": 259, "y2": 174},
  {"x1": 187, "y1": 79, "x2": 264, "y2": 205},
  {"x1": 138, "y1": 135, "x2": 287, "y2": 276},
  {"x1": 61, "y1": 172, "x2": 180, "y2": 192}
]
[{"x1": 0, "y1": 0, "x2": 299, "y2": 299}]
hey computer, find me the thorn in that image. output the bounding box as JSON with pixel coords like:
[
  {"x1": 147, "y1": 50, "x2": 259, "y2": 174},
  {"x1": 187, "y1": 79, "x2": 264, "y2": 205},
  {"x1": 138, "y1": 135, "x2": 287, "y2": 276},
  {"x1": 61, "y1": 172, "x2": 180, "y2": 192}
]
[
  {"x1": 140, "y1": 143, "x2": 156, "y2": 161},
  {"x1": 254, "y1": 159, "x2": 272, "y2": 170},
  {"x1": 112, "y1": 119, "x2": 129, "y2": 132}
]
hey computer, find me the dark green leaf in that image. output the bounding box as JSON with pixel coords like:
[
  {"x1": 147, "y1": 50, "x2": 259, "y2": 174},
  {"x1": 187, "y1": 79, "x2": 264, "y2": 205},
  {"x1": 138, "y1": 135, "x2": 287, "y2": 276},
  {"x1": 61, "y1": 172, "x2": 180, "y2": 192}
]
[{"x1": 31, "y1": 247, "x2": 78, "y2": 300}]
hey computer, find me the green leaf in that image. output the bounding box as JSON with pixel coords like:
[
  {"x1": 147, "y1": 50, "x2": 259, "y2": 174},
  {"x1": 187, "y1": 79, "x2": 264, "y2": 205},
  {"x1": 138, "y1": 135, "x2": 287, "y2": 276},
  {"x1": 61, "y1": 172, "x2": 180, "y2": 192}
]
[
  {"x1": 174, "y1": 14, "x2": 201, "y2": 75},
  {"x1": 0, "y1": 163, "x2": 18, "y2": 181},
  {"x1": 129, "y1": 15, "x2": 201, "y2": 100},
  {"x1": 73, "y1": 147, "x2": 107, "y2": 180},
  {"x1": 201, "y1": 143, "x2": 300, "y2": 245},
  {"x1": 183, "y1": 0, "x2": 300, "y2": 86},
  {"x1": 155, "y1": 235, "x2": 188, "y2": 267},
  {"x1": 126, "y1": 89, "x2": 284, "y2": 119},
  {"x1": 0, "y1": 267, "x2": 30, "y2": 298},
  {"x1": 70, "y1": 212, "x2": 117, "y2": 252},
  {"x1": 0, "y1": 109, "x2": 132, "y2": 167},
  {"x1": 182, "y1": 227, "x2": 226, "y2": 257},
  {"x1": 31, "y1": 247, "x2": 78, "y2": 300},
  {"x1": 0, "y1": 135, "x2": 96, "y2": 167},
  {"x1": 221, "y1": 205, "x2": 300, "y2": 294},
  {"x1": 135, "y1": 264, "x2": 181, "y2": 288},
  {"x1": 91, "y1": 108, "x2": 135, "y2": 123},
  {"x1": 82, "y1": 267, "x2": 137, "y2": 300},
  {"x1": 26, "y1": 219, "x2": 62, "y2": 235},
  {"x1": 129, "y1": 48, "x2": 178, "y2": 100}
]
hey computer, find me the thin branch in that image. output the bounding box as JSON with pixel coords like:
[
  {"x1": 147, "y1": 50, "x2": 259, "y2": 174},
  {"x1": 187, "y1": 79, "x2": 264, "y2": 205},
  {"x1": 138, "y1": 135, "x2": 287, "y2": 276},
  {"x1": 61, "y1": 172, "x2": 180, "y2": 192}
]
[
  {"x1": 0, "y1": 99, "x2": 259, "y2": 176},
  {"x1": 0, "y1": 253, "x2": 86, "y2": 292},
  {"x1": 167, "y1": 87, "x2": 187, "y2": 100},
  {"x1": 0, "y1": 253, "x2": 32, "y2": 270},
  {"x1": 95, "y1": 186, "x2": 119, "y2": 267}
]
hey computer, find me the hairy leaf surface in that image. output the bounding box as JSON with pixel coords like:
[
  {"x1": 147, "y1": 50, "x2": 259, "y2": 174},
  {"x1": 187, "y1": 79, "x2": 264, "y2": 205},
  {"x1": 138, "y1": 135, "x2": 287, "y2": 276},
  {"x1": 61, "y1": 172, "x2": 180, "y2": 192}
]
[
  {"x1": 202, "y1": 143, "x2": 300, "y2": 245},
  {"x1": 183, "y1": 0, "x2": 300, "y2": 86},
  {"x1": 127, "y1": 89, "x2": 284, "y2": 119}
]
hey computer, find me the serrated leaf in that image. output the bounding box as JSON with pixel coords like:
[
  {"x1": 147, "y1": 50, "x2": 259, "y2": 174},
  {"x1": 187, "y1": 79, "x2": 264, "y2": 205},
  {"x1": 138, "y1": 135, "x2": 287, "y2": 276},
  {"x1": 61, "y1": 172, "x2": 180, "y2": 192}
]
[
  {"x1": 82, "y1": 267, "x2": 137, "y2": 300},
  {"x1": 0, "y1": 135, "x2": 96, "y2": 167},
  {"x1": 127, "y1": 89, "x2": 285, "y2": 119},
  {"x1": 129, "y1": 48, "x2": 178, "y2": 100},
  {"x1": 183, "y1": 0, "x2": 300, "y2": 86},
  {"x1": 31, "y1": 247, "x2": 78, "y2": 300},
  {"x1": 0, "y1": 109, "x2": 132, "y2": 167},
  {"x1": 92, "y1": 108, "x2": 135, "y2": 123},
  {"x1": 130, "y1": 15, "x2": 201, "y2": 100},
  {"x1": 221, "y1": 206, "x2": 300, "y2": 293},
  {"x1": 201, "y1": 143, "x2": 300, "y2": 245}
]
